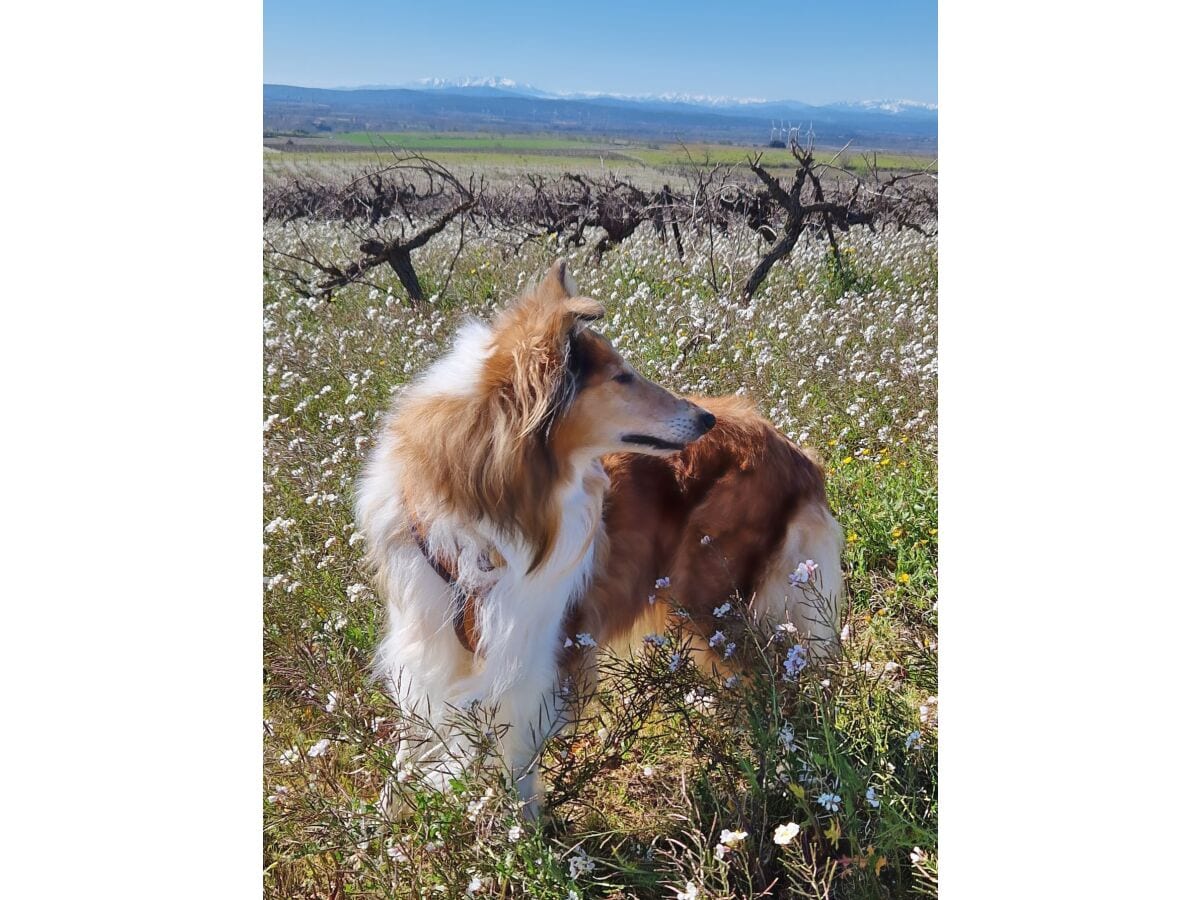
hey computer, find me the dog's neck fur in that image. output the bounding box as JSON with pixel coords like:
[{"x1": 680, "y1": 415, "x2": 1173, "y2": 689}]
[
  {"x1": 394, "y1": 320, "x2": 611, "y2": 672},
  {"x1": 437, "y1": 453, "x2": 607, "y2": 700},
  {"x1": 415, "y1": 452, "x2": 608, "y2": 599}
]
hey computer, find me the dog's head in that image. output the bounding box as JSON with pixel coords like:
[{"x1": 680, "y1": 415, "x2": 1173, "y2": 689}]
[
  {"x1": 485, "y1": 259, "x2": 715, "y2": 462},
  {"x1": 401, "y1": 260, "x2": 714, "y2": 571}
]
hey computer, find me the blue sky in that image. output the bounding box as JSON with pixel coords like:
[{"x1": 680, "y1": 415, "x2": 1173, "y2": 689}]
[{"x1": 264, "y1": 1, "x2": 937, "y2": 105}]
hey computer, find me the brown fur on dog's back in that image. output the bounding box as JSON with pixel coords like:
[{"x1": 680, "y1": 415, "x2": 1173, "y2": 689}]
[{"x1": 568, "y1": 394, "x2": 830, "y2": 654}]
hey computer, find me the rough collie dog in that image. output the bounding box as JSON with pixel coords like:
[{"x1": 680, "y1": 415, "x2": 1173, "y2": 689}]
[{"x1": 356, "y1": 260, "x2": 842, "y2": 817}]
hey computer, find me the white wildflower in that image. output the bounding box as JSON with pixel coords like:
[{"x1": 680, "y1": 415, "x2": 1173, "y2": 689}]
[
  {"x1": 307, "y1": 738, "x2": 330, "y2": 758},
  {"x1": 508, "y1": 824, "x2": 522, "y2": 842},
  {"x1": 866, "y1": 786, "x2": 880, "y2": 808},
  {"x1": 773, "y1": 822, "x2": 801, "y2": 845},
  {"x1": 466, "y1": 787, "x2": 493, "y2": 821},
  {"x1": 568, "y1": 850, "x2": 595, "y2": 879},
  {"x1": 720, "y1": 829, "x2": 748, "y2": 845},
  {"x1": 676, "y1": 881, "x2": 698, "y2": 900},
  {"x1": 920, "y1": 695, "x2": 938, "y2": 724}
]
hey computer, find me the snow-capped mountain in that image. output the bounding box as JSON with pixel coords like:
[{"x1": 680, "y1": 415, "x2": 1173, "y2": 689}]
[
  {"x1": 827, "y1": 99, "x2": 938, "y2": 115},
  {"x1": 265, "y1": 79, "x2": 937, "y2": 151},
  {"x1": 340, "y1": 77, "x2": 937, "y2": 117},
  {"x1": 407, "y1": 76, "x2": 557, "y2": 97}
]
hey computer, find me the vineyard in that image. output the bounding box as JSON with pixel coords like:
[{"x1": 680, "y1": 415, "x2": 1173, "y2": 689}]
[{"x1": 263, "y1": 143, "x2": 938, "y2": 899}]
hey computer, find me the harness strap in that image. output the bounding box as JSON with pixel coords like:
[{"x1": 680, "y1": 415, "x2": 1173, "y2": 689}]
[{"x1": 409, "y1": 521, "x2": 481, "y2": 655}]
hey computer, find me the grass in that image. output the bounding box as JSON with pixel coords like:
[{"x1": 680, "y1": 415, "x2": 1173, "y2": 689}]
[
  {"x1": 266, "y1": 131, "x2": 937, "y2": 176},
  {"x1": 264, "y1": 196, "x2": 937, "y2": 897},
  {"x1": 338, "y1": 133, "x2": 606, "y2": 152}
]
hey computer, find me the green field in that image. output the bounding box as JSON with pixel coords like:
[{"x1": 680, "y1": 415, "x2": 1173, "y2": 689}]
[
  {"x1": 338, "y1": 132, "x2": 604, "y2": 152},
  {"x1": 265, "y1": 131, "x2": 937, "y2": 176}
]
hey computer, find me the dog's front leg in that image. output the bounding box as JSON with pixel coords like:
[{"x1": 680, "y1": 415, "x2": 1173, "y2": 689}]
[{"x1": 493, "y1": 674, "x2": 569, "y2": 819}]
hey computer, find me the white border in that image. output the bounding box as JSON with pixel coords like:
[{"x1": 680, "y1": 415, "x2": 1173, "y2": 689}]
[
  {"x1": 3, "y1": 1, "x2": 262, "y2": 895},
  {"x1": 4, "y1": 1, "x2": 1199, "y2": 895},
  {"x1": 942, "y1": 2, "x2": 1198, "y2": 896}
]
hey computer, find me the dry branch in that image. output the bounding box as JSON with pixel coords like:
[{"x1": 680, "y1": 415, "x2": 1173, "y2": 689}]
[{"x1": 264, "y1": 145, "x2": 935, "y2": 303}]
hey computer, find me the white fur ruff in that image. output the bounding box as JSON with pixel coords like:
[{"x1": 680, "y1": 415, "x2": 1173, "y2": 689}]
[{"x1": 356, "y1": 324, "x2": 605, "y2": 814}]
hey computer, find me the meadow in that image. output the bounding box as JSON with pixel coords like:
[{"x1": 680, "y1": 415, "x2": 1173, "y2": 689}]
[
  {"x1": 263, "y1": 178, "x2": 938, "y2": 897},
  {"x1": 264, "y1": 133, "x2": 937, "y2": 180}
]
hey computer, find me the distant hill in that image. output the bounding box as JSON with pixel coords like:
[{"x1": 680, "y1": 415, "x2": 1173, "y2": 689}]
[{"x1": 263, "y1": 82, "x2": 937, "y2": 152}]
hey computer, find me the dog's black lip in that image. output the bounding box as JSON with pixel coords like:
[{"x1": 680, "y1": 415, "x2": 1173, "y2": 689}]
[{"x1": 620, "y1": 433, "x2": 686, "y2": 451}]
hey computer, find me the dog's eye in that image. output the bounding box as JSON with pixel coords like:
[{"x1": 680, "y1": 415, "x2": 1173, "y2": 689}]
[{"x1": 613, "y1": 372, "x2": 634, "y2": 385}]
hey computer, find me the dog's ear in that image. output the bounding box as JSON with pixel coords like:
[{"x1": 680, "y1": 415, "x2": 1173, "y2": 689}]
[
  {"x1": 486, "y1": 261, "x2": 605, "y2": 408},
  {"x1": 563, "y1": 295, "x2": 604, "y2": 327},
  {"x1": 539, "y1": 260, "x2": 604, "y2": 329},
  {"x1": 538, "y1": 258, "x2": 580, "y2": 300}
]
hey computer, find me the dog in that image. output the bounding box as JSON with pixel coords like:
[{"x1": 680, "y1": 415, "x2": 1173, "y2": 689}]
[{"x1": 355, "y1": 259, "x2": 843, "y2": 817}]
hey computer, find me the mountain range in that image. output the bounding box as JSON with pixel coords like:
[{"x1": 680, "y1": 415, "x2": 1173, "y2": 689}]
[{"x1": 265, "y1": 78, "x2": 937, "y2": 152}]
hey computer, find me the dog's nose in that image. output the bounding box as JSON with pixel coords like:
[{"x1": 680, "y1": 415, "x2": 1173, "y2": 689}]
[{"x1": 697, "y1": 411, "x2": 716, "y2": 433}]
